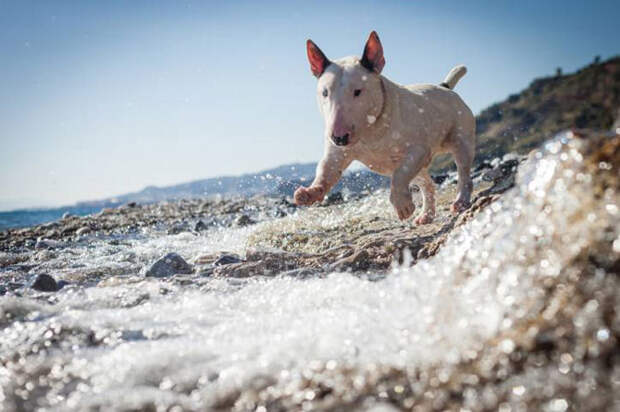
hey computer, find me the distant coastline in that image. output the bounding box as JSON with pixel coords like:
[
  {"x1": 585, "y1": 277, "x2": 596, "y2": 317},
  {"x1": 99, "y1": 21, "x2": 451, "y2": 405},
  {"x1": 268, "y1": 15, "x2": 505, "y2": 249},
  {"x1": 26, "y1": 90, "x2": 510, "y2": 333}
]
[{"x1": 0, "y1": 205, "x2": 103, "y2": 230}]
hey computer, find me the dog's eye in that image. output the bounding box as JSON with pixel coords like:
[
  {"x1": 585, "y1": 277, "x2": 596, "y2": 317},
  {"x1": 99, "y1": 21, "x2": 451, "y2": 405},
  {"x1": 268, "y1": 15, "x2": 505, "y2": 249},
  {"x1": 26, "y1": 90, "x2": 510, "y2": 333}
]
[
  {"x1": 354, "y1": 89, "x2": 362, "y2": 97},
  {"x1": 322, "y1": 88, "x2": 328, "y2": 97}
]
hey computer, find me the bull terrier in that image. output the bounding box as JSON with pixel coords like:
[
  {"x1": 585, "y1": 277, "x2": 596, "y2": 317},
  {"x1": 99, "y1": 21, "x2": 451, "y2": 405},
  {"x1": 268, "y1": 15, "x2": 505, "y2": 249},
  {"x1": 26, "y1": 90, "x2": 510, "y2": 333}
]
[{"x1": 294, "y1": 31, "x2": 475, "y2": 224}]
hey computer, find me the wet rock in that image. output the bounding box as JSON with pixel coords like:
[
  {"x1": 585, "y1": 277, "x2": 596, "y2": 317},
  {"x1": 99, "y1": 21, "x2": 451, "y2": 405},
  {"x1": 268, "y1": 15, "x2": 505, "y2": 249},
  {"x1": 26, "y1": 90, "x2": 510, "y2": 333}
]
[
  {"x1": 167, "y1": 222, "x2": 191, "y2": 235},
  {"x1": 215, "y1": 250, "x2": 299, "y2": 277},
  {"x1": 329, "y1": 250, "x2": 371, "y2": 272},
  {"x1": 281, "y1": 268, "x2": 320, "y2": 279},
  {"x1": 199, "y1": 201, "x2": 212, "y2": 213},
  {"x1": 75, "y1": 226, "x2": 91, "y2": 236},
  {"x1": 35, "y1": 238, "x2": 62, "y2": 250},
  {"x1": 482, "y1": 157, "x2": 520, "y2": 183},
  {"x1": 31, "y1": 274, "x2": 58, "y2": 292},
  {"x1": 0, "y1": 252, "x2": 29, "y2": 266},
  {"x1": 235, "y1": 214, "x2": 256, "y2": 227},
  {"x1": 323, "y1": 191, "x2": 344, "y2": 205},
  {"x1": 56, "y1": 280, "x2": 70, "y2": 290},
  {"x1": 194, "y1": 220, "x2": 209, "y2": 232},
  {"x1": 431, "y1": 173, "x2": 449, "y2": 184},
  {"x1": 34, "y1": 250, "x2": 57, "y2": 261},
  {"x1": 97, "y1": 208, "x2": 115, "y2": 217},
  {"x1": 198, "y1": 266, "x2": 215, "y2": 277},
  {"x1": 272, "y1": 208, "x2": 287, "y2": 218},
  {"x1": 214, "y1": 254, "x2": 242, "y2": 266},
  {"x1": 146, "y1": 253, "x2": 193, "y2": 278}
]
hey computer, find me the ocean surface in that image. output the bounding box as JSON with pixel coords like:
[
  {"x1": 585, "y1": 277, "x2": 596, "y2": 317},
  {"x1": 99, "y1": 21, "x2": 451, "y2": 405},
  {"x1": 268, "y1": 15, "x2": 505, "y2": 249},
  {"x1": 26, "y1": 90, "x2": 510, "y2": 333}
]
[{"x1": 0, "y1": 205, "x2": 104, "y2": 231}]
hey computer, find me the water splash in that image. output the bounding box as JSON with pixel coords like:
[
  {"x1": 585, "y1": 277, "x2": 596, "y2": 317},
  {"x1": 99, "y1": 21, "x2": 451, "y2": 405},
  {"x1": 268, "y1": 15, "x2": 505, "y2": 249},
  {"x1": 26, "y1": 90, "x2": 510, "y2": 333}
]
[{"x1": 1, "y1": 132, "x2": 617, "y2": 410}]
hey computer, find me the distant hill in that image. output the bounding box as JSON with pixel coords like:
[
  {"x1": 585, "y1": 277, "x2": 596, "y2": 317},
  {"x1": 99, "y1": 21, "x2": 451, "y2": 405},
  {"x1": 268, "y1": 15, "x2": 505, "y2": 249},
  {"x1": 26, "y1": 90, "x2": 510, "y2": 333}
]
[
  {"x1": 75, "y1": 162, "x2": 391, "y2": 208},
  {"x1": 79, "y1": 56, "x2": 619, "y2": 207}
]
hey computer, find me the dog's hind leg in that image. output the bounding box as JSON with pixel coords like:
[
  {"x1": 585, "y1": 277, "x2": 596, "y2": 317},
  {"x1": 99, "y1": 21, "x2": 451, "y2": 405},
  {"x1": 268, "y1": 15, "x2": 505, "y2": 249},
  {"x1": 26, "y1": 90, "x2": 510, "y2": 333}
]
[
  {"x1": 450, "y1": 129, "x2": 475, "y2": 214},
  {"x1": 413, "y1": 169, "x2": 436, "y2": 225}
]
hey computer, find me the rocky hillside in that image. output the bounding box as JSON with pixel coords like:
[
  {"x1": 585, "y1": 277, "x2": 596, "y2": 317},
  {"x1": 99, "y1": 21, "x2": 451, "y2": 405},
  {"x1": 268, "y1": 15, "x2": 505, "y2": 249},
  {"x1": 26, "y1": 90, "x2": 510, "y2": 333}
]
[{"x1": 433, "y1": 55, "x2": 620, "y2": 170}]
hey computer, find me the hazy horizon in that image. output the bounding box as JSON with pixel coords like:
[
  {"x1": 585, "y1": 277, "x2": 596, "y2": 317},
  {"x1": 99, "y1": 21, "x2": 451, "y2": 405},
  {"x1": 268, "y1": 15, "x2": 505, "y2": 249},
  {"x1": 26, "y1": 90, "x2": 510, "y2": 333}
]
[{"x1": 2, "y1": 0, "x2": 619, "y2": 211}]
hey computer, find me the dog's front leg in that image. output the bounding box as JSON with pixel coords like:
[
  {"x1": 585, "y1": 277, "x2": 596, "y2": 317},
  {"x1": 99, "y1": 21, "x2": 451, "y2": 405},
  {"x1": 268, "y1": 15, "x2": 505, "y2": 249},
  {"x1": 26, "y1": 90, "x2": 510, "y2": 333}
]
[
  {"x1": 390, "y1": 147, "x2": 431, "y2": 220},
  {"x1": 294, "y1": 145, "x2": 352, "y2": 206}
]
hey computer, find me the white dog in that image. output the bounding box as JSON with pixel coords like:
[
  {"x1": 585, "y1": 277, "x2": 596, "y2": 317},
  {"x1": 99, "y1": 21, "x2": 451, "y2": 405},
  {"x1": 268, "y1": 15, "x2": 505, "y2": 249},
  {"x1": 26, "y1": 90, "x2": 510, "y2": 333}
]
[{"x1": 294, "y1": 31, "x2": 475, "y2": 224}]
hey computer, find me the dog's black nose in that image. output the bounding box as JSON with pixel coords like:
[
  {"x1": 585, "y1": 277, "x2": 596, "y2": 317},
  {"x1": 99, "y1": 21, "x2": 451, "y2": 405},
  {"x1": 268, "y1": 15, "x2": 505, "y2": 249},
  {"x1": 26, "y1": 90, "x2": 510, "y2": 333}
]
[{"x1": 332, "y1": 133, "x2": 350, "y2": 146}]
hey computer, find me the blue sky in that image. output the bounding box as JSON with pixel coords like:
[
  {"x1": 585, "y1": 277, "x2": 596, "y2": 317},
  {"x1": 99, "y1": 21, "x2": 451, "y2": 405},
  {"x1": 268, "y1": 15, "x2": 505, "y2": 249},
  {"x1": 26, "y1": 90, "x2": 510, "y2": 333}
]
[{"x1": 1, "y1": 0, "x2": 618, "y2": 210}]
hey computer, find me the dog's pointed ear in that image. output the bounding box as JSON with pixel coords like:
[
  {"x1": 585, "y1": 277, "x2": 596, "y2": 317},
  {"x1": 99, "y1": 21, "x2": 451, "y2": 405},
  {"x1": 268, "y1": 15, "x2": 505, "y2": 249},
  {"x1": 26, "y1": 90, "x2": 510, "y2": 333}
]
[
  {"x1": 360, "y1": 31, "x2": 385, "y2": 74},
  {"x1": 306, "y1": 39, "x2": 330, "y2": 77}
]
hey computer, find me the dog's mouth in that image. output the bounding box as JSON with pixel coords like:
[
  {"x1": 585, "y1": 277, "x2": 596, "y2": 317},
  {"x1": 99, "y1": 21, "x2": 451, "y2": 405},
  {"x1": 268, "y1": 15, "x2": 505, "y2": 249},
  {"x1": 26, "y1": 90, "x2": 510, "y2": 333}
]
[
  {"x1": 331, "y1": 127, "x2": 355, "y2": 146},
  {"x1": 331, "y1": 133, "x2": 350, "y2": 146}
]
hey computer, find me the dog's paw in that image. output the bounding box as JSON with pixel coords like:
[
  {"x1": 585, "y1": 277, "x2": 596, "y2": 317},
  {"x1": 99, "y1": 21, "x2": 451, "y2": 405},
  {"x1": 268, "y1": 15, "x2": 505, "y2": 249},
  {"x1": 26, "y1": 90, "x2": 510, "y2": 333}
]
[
  {"x1": 294, "y1": 186, "x2": 324, "y2": 206},
  {"x1": 450, "y1": 199, "x2": 470, "y2": 214},
  {"x1": 390, "y1": 191, "x2": 415, "y2": 221},
  {"x1": 414, "y1": 212, "x2": 435, "y2": 225}
]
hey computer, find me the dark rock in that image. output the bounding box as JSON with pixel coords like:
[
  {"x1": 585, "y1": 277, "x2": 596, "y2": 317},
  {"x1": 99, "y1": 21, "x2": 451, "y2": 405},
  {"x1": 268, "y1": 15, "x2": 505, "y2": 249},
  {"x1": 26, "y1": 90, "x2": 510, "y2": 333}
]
[
  {"x1": 235, "y1": 214, "x2": 256, "y2": 227},
  {"x1": 31, "y1": 274, "x2": 58, "y2": 292},
  {"x1": 146, "y1": 253, "x2": 193, "y2": 278},
  {"x1": 272, "y1": 208, "x2": 287, "y2": 218},
  {"x1": 62, "y1": 212, "x2": 74, "y2": 220},
  {"x1": 281, "y1": 268, "x2": 320, "y2": 279},
  {"x1": 329, "y1": 250, "x2": 371, "y2": 272},
  {"x1": 431, "y1": 174, "x2": 449, "y2": 184},
  {"x1": 198, "y1": 266, "x2": 215, "y2": 277},
  {"x1": 324, "y1": 191, "x2": 344, "y2": 205},
  {"x1": 194, "y1": 220, "x2": 209, "y2": 232},
  {"x1": 167, "y1": 222, "x2": 191, "y2": 235},
  {"x1": 214, "y1": 254, "x2": 242, "y2": 266},
  {"x1": 57, "y1": 280, "x2": 70, "y2": 290}
]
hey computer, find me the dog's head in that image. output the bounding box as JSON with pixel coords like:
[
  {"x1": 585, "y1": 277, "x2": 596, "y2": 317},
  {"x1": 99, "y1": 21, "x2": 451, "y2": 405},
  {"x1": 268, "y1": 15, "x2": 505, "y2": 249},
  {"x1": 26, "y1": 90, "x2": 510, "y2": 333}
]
[{"x1": 306, "y1": 31, "x2": 386, "y2": 147}]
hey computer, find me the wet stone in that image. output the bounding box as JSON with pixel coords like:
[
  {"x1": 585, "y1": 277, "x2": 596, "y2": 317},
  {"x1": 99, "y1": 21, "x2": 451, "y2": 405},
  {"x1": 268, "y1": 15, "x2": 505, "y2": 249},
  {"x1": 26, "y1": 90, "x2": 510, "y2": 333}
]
[
  {"x1": 194, "y1": 220, "x2": 209, "y2": 232},
  {"x1": 35, "y1": 238, "x2": 62, "y2": 250},
  {"x1": 76, "y1": 226, "x2": 91, "y2": 236},
  {"x1": 214, "y1": 254, "x2": 243, "y2": 266},
  {"x1": 235, "y1": 214, "x2": 256, "y2": 227},
  {"x1": 57, "y1": 280, "x2": 70, "y2": 290},
  {"x1": 167, "y1": 222, "x2": 191, "y2": 235},
  {"x1": 31, "y1": 274, "x2": 58, "y2": 292},
  {"x1": 146, "y1": 253, "x2": 193, "y2": 278}
]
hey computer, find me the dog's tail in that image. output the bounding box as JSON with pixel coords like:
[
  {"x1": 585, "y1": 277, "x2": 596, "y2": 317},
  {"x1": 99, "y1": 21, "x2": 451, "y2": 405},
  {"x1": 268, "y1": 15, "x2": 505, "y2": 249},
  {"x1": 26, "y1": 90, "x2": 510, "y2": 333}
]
[{"x1": 439, "y1": 65, "x2": 467, "y2": 90}]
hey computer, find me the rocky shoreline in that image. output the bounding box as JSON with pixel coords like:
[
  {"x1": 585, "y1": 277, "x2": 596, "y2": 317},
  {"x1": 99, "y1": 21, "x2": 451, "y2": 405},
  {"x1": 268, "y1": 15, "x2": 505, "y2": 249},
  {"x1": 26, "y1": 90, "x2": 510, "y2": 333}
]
[
  {"x1": 0, "y1": 151, "x2": 520, "y2": 296},
  {"x1": 1, "y1": 130, "x2": 618, "y2": 411}
]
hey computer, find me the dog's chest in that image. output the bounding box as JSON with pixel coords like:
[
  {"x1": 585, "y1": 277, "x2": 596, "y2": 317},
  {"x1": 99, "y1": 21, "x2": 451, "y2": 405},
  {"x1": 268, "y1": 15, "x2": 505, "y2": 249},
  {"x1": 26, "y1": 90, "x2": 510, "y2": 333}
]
[{"x1": 353, "y1": 138, "x2": 407, "y2": 176}]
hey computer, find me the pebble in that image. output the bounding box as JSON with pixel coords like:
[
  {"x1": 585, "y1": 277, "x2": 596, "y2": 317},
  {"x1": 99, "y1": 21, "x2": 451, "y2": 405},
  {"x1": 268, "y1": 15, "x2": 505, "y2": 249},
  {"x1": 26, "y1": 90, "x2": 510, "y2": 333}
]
[
  {"x1": 194, "y1": 220, "x2": 209, "y2": 232},
  {"x1": 97, "y1": 208, "x2": 115, "y2": 217},
  {"x1": 31, "y1": 274, "x2": 58, "y2": 292},
  {"x1": 76, "y1": 226, "x2": 91, "y2": 236},
  {"x1": 35, "y1": 238, "x2": 62, "y2": 250},
  {"x1": 146, "y1": 253, "x2": 193, "y2": 278},
  {"x1": 167, "y1": 222, "x2": 191, "y2": 235},
  {"x1": 235, "y1": 214, "x2": 256, "y2": 227},
  {"x1": 214, "y1": 254, "x2": 242, "y2": 266},
  {"x1": 57, "y1": 280, "x2": 70, "y2": 290}
]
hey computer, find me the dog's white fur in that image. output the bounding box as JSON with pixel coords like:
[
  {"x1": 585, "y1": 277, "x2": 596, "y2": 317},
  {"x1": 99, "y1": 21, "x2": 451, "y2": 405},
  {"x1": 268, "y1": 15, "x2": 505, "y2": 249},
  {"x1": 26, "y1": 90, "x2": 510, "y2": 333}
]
[{"x1": 295, "y1": 31, "x2": 475, "y2": 223}]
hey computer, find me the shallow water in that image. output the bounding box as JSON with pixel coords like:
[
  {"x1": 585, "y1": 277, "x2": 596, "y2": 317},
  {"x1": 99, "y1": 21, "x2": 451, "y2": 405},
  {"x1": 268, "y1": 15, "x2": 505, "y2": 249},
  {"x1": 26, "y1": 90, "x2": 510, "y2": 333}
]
[{"x1": 1, "y1": 133, "x2": 618, "y2": 411}]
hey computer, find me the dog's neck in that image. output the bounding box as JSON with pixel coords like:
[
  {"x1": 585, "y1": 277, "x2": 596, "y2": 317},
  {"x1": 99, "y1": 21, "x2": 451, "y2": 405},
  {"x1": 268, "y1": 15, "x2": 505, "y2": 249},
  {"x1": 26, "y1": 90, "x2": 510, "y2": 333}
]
[
  {"x1": 359, "y1": 75, "x2": 395, "y2": 145},
  {"x1": 375, "y1": 78, "x2": 388, "y2": 124}
]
